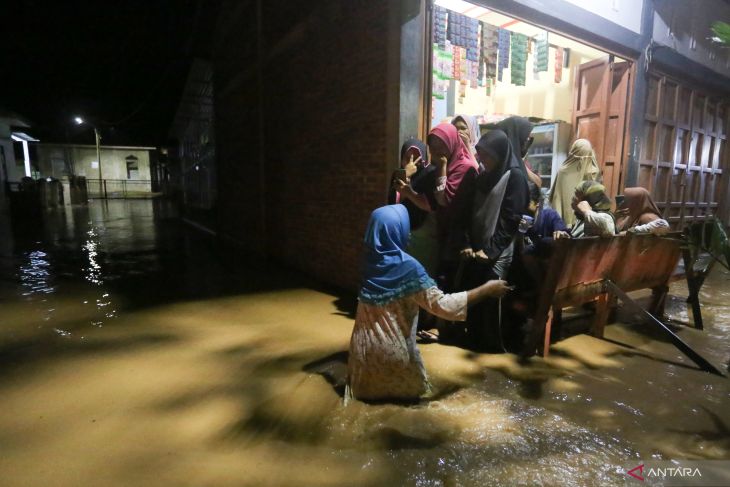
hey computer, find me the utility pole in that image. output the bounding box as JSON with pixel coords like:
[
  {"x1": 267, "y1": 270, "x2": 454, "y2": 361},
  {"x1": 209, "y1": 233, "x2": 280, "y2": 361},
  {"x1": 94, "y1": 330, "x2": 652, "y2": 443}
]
[
  {"x1": 75, "y1": 116, "x2": 105, "y2": 198},
  {"x1": 95, "y1": 127, "x2": 102, "y2": 181}
]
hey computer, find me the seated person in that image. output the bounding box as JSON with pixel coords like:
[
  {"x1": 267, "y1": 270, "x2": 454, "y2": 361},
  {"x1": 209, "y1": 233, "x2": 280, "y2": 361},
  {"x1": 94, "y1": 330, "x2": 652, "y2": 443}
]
[
  {"x1": 524, "y1": 182, "x2": 568, "y2": 254},
  {"x1": 615, "y1": 187, "x2": 669, "y2": 235},
  {"x1": 554, "y1": 181, "x2": 615, "y2": 239},
  {"x1": 348, "y1": 205, "x2": 510, "y2": 402},
  {"x1": 509, "y1": 184, "x2": 569, "y2": 314}
]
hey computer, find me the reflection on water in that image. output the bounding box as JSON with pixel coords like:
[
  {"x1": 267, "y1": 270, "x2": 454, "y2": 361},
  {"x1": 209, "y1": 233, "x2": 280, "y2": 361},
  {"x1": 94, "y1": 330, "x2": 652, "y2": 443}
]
[
  {"x1": 83, "y1": 229, "x2": 102, "y2": 285},
  {"x1": 19, "y1": 250, "x2": 54, "y2": 296},
  {"x1": 0, "y1": 200, "x2": 728, "y2": 487}
]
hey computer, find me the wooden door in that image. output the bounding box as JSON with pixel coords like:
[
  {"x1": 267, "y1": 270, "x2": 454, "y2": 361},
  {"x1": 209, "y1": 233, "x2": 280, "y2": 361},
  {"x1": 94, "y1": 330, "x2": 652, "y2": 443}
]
[
  {"x1": 639, "y1": 73, "x2": 730, "y2": 228},
  {"x1": 604, "y1": 61, "x2": 632, "y2": 195},
  {"x1": 571, "y1": 57, "x2": 632, "y2": 198}
]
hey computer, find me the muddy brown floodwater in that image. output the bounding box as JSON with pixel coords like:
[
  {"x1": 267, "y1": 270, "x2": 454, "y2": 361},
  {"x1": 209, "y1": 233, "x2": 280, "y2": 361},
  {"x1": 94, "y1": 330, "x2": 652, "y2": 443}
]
[{"x1": 0, "y1": 200, "x2": 728, "y2": 486}]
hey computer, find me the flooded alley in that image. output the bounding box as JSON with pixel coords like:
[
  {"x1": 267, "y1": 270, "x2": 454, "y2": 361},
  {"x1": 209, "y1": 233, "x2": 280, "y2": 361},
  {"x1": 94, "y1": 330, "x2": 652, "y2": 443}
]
[{"x1": 0, "y1": 200, "x2": 729, "y2": 487}]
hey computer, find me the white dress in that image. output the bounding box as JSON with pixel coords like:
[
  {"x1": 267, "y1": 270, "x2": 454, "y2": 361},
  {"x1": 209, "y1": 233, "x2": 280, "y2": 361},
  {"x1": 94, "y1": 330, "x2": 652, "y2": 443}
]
[
  {"x1": 570, "y1": 210, "x2": 616, "y2": 238},
  {"x1": 628, "y1": 218, "x2": 670, "y2": 235},
  {"x1": 347, "y1": 287, "x2": 467, "y2": 401}
]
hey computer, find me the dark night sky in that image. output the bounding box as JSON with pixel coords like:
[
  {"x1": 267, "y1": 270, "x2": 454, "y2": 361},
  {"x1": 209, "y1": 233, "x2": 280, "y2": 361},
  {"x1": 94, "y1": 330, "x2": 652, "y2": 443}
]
[{"x1": 3, "y1": 0, "x2": 218, "y2": 146}]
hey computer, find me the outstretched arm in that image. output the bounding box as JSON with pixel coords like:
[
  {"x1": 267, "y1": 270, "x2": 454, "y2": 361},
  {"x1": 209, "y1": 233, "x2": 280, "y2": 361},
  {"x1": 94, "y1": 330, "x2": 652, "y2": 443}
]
[
  {"x1": 466, "y1": 280, "x2": 510, "y2": 304},
  {"x1": 413, "y1": 281, "x2": 511, "y2": 322}
]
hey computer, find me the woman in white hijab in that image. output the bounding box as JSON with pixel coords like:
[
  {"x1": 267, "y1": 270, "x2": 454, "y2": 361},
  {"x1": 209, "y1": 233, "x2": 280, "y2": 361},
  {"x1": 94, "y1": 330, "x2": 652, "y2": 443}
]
[
  {"x1": 452, "y1": 114, "x2": 481, "y2": 162},
  {"x1": 549, "y1": 138, "x2": 600, "y2": 227}
]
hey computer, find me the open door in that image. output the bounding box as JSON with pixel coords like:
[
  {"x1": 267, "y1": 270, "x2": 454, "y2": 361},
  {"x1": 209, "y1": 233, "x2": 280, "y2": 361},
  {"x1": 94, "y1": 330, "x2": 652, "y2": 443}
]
[{"x1": 572, "y1": 57, "x2": 632, "y2": 198}]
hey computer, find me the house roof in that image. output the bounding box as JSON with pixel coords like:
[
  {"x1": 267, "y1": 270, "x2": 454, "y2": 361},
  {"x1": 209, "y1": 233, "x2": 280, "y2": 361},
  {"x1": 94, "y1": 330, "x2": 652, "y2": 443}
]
[{"x1": 11, "y1": 132, "x2": 40, "y2": 142}]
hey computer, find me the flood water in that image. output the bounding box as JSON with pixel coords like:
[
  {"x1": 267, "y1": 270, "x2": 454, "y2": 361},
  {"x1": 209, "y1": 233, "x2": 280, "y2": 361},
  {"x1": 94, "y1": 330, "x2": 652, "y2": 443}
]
[{"x1": 1, "y1": 200, "x2": 728, "y2": 486}]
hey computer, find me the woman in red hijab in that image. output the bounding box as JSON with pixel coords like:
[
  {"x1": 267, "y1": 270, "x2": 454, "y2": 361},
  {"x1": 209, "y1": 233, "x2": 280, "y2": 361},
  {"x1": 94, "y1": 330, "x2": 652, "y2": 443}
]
[
  {"x1": 615, "y1": 187, "x2": 669, "y2": 235},
  {"x1": 428, "y1": 123, "x2": 480, "y2": 208},
  {"x1": 427, "y1": 123, "x2": 480, "y2": 291}
]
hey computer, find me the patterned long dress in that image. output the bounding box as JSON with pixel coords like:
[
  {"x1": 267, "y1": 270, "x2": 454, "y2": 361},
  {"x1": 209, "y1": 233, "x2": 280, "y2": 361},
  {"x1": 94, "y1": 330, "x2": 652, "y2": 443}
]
[{"x1": 347, "y1": 287, "x2": 467, "y2": 401}]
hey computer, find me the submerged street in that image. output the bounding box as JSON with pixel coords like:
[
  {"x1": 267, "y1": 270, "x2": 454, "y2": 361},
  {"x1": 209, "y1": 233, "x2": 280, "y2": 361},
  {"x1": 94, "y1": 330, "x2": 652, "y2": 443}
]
[{"x1": 0, "y1": 200, "x2": 728, "y2": 486}]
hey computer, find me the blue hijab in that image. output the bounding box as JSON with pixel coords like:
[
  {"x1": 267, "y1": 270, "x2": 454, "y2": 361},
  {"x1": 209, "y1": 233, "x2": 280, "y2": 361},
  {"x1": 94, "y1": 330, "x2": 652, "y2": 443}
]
[{"x1": 359, "y1": 205, "x2": 435, "y2": 305}]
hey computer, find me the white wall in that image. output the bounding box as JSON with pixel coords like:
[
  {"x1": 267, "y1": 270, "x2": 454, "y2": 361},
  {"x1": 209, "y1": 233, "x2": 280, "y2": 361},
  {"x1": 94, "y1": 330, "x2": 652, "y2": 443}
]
[
  {"x1": 36, "y1": 145, "x2": 153, "y2": 182},
  {"x1": 560, "y1": 0, "x2": 643, "y2": 34}
]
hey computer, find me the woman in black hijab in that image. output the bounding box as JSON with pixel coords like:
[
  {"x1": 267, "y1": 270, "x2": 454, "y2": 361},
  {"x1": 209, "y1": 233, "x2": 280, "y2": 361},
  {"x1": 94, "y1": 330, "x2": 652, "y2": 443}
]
[
  {"x1": 495, "y1": 116, "x2": 543, "y2": 188},
  {"x1": 465, "y1": 130, "x2": 529, "y2": 268},
  {"x1": 457, "y1": 129, "x2": 529, "y2": 351},
  {"x1": 389, "y1": 137, "x2": 440, "y2": 277},
  {"x1": 388, "y1": 137, "x2": 437, "y2": 230}
]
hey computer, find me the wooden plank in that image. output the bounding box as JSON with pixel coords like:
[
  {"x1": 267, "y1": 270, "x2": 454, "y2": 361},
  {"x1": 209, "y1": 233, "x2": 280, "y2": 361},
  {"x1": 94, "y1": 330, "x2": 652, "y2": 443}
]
[
  {"x1": 592, "y1": 293, "x2": 610, "y2": 338},
  {"x1": 529, "y1": 235, "x2": 684, "y2": 355},
  {"x1": 682, "y1": 246, "x2": 704, "y2": 330},
  {"x1": 543, "y1": 307, "x2": 554, "y2": 357},
  {"x1": 523, "y1": 240, "x2": 569, "y2": 357}
]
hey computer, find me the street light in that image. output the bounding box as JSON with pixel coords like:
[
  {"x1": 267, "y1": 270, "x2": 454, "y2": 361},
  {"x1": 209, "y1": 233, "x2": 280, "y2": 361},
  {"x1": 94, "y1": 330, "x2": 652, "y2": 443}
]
[{"x1": 73, "y1": 116, "x2": 103, "y2": 183}]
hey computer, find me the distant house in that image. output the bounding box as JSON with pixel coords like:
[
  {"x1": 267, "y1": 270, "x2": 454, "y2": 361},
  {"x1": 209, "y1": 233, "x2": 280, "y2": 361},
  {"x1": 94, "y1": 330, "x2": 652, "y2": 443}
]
[
  {"x1": 0, "y1": 110, "x2": 37, "y2": 184},
  {"x1": 0, "y1": 110, "x2": 39, "y2": 213},
  {"x1": 34, "y1": 143, "x2": 156, "y2": 195}
]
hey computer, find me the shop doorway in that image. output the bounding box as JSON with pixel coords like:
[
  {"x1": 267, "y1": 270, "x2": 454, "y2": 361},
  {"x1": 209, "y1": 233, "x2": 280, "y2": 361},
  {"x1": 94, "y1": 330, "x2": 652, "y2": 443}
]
[
  {"x1": 572, "y1": 56, "x2": 633, "y2": 198},
  {"x1": 428, "y1": 0, "x2": 633, "y2": 197}
]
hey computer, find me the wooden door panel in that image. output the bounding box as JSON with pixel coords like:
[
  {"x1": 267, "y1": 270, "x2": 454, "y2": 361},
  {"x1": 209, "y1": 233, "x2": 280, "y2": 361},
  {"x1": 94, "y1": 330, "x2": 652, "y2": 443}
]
[
  {"x1": 573, "y1": 58, "x2": 608, "y2": 185},
  {"x1": 572, "y1": 57, "x2": 631, "y2": 199},
  {"x1": 605, "y1": 117, "x2": 618, "y2": 158},
  {"x1": 638, "y1": 163, "x2": 654, "y2": 191},
  {"x1": 604, "y1": 61, "x2": 630, "y2": 197},
  {"x1": 602, "y1": 165, "x2": 618, "y2": 199},
  {"x1": 642, "y1": 72, "x2": 730, "y2": 228},
  {"x1": 575, "y1": 116, "x2": 602, "y2": 145},
  {"x1": 578, "y1": 65, "x2": 606, "y2": 112}
]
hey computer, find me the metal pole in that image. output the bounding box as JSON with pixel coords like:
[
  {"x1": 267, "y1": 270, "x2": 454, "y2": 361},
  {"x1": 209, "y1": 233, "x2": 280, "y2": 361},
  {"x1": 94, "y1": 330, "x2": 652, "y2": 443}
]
[{"x1": 94, "y1": 128, "x2": 103, "y2": 197}]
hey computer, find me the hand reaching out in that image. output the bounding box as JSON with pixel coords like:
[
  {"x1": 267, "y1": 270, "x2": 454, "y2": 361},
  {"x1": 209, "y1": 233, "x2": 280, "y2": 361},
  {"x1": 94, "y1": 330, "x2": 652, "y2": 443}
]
[
  {"x1": 474, "y1": 250, "x2": 489, "y2": 262},
  {"x1": 484, "y1": 279, "x2": 511, "y2": 298}
]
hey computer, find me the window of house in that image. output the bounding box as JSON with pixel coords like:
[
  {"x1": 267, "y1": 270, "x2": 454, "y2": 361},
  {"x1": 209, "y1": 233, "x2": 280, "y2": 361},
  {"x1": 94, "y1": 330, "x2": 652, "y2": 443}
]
[
  {"x1": 51, "y1": 157, "x2": 68, "y2": 177},
  {"x1": 126, "y1": 155, "x2": 139, "y2": 179}
]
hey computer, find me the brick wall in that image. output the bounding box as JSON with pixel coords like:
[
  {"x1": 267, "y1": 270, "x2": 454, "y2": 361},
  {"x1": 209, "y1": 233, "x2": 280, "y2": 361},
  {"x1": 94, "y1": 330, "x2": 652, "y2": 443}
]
[{"x1": 213, "y1": 0, "x2": 396, "y2": 290}]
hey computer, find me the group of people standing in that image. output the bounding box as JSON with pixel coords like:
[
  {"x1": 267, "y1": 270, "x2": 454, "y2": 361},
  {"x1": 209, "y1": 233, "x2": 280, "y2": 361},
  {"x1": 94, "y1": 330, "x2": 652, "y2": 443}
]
[{"x1": 347, "y1": 115, "x2": 670, "y2": 403}]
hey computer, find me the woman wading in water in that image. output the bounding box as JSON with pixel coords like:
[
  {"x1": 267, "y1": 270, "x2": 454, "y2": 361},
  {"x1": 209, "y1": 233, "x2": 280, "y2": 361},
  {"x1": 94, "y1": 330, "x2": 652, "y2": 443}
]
[{"x1": 347, "y1": 204, "x2": 510, "y2": 402}]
